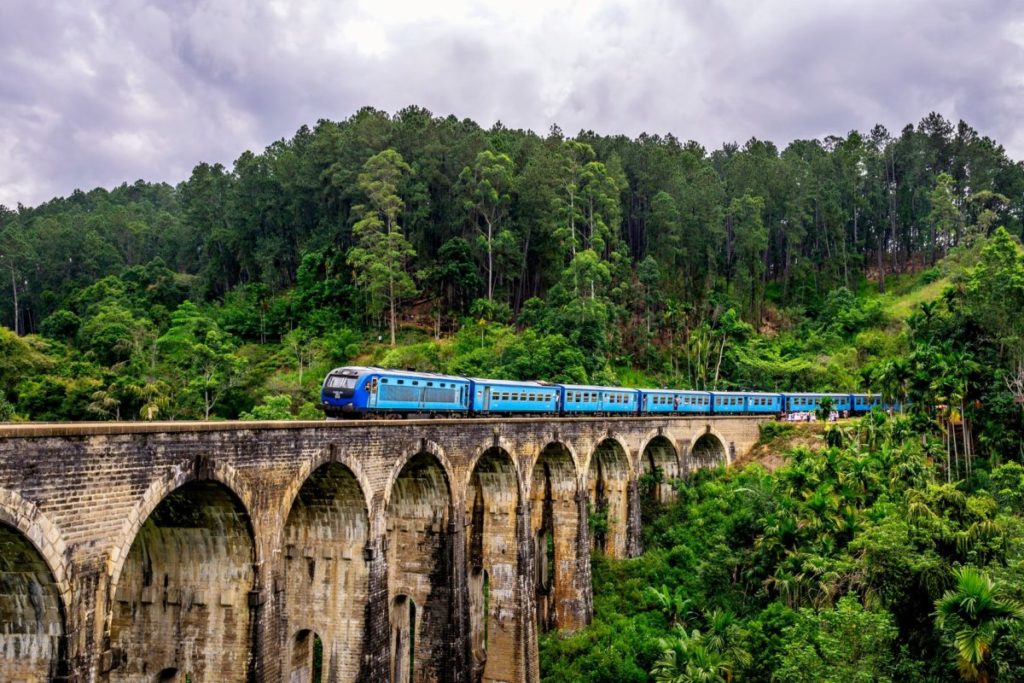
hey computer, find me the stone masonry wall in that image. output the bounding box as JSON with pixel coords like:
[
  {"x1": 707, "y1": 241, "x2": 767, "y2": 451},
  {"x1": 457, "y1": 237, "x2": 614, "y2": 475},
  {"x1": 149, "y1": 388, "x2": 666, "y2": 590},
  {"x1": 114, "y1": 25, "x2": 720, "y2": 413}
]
[{"x1": 0, "y1": 415, "x2": 766, "y2": 682}]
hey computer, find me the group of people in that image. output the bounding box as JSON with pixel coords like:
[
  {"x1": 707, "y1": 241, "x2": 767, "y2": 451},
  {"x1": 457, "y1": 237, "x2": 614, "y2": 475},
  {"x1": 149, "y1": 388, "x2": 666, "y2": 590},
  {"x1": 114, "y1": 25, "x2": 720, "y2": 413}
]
[{"x1": 784, "y1": 410, "x2": 847, "y2": 422}]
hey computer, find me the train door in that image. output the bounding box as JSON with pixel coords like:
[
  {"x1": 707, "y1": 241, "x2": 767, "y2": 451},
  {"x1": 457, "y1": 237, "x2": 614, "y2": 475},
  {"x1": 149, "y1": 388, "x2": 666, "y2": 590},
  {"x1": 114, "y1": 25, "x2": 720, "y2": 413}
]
[
  {"x1": 368, "y1": 377, "x2": 379, "y2": 408},
  {"x1": 483, "y1": 386, "x2": 491, "y2": 413}
]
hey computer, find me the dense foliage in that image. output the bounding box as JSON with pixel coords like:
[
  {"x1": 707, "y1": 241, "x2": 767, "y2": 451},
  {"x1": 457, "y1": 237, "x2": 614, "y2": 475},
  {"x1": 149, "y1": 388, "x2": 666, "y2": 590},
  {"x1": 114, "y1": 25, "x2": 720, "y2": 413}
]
[
  {"x1": 2, "y1": 107, "x2": 1023, "y2": 422},
  {"x1": 541, "y1": 413, "x2": 1024, "y2": 682}
]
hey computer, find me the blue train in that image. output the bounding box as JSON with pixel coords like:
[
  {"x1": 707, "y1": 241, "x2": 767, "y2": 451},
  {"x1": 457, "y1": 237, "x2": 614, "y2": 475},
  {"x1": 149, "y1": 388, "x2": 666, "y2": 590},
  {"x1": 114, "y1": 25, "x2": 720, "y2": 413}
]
[{"x1": 319, "y1": 366, "x2": 894, "y2": 419}]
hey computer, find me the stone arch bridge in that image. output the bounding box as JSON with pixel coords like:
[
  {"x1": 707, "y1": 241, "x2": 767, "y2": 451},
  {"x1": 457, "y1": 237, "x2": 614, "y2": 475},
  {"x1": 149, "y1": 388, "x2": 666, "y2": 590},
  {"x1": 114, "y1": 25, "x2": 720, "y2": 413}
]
[{"x1": 0, "y1": 415, "x2": 766, "y2": 683}]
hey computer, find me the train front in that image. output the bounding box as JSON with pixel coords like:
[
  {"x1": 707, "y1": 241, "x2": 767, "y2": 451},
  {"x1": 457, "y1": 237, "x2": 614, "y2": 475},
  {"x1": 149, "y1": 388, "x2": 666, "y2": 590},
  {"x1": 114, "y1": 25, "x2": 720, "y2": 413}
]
[{"x1": 320, "y1": 366, "x2": 371, "y2": 417}]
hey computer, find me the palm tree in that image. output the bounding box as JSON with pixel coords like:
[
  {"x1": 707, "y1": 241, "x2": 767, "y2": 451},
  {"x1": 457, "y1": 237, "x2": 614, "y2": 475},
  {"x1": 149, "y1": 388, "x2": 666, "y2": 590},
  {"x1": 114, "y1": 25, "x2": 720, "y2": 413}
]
[
  {"x1": 934, "y1": 567, "x2": 1024, "y2": 682},
  {"x1": 644, "y1": 584, "x2": 696, "y2": 627},
  {"x1": 651, "y1": 629, "x2": 735, "y2": 683}
]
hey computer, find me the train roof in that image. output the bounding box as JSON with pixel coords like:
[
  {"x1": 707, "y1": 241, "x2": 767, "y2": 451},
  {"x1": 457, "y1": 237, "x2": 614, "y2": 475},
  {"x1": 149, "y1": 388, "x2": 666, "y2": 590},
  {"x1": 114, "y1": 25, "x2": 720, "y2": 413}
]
[
  {"x1": 558, "y1": 383, "x2": 639, "y2": 392},
  {"x1": 642, "y1": 388, "x2": 708, "y2": 394},
  {"x1": 467, "y1": 378, "x2": 552, "y2": 388},
  {"x1": 780, "y1": 392, "x2": 851, "y2": 397},
  {"x1": 709, "y1": 390, "x2": 779, "y2": 396},
  {"x1": 328, "y1": 366, "x2": 470, "y2": 382}
]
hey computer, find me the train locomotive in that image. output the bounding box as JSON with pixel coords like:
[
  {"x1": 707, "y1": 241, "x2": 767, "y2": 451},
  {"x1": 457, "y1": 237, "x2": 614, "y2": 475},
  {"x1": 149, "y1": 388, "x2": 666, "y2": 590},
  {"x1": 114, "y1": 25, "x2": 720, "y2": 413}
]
[{"x1": 319, "y1": 366, "x2": 894, "y2": 419}]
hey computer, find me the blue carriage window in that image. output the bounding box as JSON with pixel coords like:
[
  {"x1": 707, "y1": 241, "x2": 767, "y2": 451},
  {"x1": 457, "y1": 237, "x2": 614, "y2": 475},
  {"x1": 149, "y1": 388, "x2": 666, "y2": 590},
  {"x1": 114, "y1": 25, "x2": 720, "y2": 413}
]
[{"x1": 397, "y1": 380, "x2": 404, "y2": 385}]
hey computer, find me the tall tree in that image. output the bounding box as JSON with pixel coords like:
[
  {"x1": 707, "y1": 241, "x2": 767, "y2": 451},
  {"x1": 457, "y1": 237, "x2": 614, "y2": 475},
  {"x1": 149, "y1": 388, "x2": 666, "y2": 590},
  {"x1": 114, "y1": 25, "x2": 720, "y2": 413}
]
[
  {"x1": 459, "y1": 150, "x2": 514, "y2": 302},
  {"x1": 347, "y1": 149, "x2": 418, "y2": 346}
]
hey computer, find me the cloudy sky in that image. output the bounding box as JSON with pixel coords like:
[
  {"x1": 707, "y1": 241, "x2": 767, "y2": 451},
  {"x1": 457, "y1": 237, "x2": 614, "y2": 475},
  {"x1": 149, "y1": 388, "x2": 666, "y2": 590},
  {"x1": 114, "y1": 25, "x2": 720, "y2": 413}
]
[{"x1": 2, "y1": 0, "x2": 1023, "y2": 208}]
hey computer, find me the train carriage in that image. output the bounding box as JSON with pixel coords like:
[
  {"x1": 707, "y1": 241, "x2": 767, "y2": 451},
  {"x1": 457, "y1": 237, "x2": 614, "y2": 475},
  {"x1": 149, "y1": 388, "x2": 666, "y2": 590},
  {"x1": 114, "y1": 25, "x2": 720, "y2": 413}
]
[
  {"x1": 559, "y1": 385, "x2": 640, "y2": 414},
  {"x1": 782, "y1": 392, "x2": 852, "y2": 414},
  {"x1": 710, "y1": 392, "x2": 749, "y2": 414},
  {"x1": 321, "y1": 366, "x2": 470, "y2": 417},
  {"x1": 852, "y1": 393, "x2": 883, "y2": 413},
  {"x1": 639, "y1": 390, "x2": 712, "y2": 415},
  {"x1": 745, "y1": 392, "x2": 784, "y2": 414},
  {"x1": 469, "y1": 378, "x2": 560, "y2": 415}
]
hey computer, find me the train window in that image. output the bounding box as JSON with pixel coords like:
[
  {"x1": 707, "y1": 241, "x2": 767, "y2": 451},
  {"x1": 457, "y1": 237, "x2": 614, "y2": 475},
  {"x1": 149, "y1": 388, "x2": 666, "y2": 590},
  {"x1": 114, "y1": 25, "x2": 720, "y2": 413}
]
[{"x1": 397, "y1": 379, "x2": 404, "y2": 385}]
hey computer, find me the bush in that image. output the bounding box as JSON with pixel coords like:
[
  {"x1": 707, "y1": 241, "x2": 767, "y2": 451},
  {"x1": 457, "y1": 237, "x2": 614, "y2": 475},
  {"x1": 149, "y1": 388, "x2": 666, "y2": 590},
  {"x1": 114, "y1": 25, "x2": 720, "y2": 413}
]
[{"x1": 759, "y1": 421, "x2": 795, "y2": 442}]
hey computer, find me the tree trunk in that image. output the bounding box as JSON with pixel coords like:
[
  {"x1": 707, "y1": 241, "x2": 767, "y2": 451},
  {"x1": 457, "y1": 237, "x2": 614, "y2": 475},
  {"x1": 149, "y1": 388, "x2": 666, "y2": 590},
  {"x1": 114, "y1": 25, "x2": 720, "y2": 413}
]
[
  {"x1": 713, "y1": 336, "x2": 726, "y2": 390},
  {"x1": 9, "y1": 263, "x2": 19, "y2": 335},
  {"x1": 485, "y1": 216, "x2": 494, "y2": 302},
  {"x1": 877, "y1": 241, "x2": 886, "y2": 294},
  {"x1": 389, "y1": 275, "x2": 397, "y2": 347}
]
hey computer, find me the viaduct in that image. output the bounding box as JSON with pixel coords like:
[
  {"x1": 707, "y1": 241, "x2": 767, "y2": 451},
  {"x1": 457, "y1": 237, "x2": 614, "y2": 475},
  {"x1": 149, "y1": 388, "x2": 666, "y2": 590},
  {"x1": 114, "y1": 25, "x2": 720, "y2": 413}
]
[{"x1": 0, "y1": 415, "x2": 767, "y2": 683}]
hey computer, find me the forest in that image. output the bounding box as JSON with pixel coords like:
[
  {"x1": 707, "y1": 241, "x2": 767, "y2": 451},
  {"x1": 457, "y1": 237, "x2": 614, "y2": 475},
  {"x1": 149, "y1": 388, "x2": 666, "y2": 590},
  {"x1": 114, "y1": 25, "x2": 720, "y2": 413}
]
[
  {"x1": 4, "y1": 106, "x2": 1024, "y2": 680},
  {"x1": 1, "y1": 107, "x2": 1023, "y2": 422}
]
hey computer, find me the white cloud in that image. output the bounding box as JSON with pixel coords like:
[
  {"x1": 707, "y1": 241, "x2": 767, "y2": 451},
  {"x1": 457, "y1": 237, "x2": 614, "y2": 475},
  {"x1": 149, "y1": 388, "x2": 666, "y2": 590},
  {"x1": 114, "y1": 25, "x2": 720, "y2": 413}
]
[{"x1": 0, "y1": 0, "x2": 1022, "y2": 207}]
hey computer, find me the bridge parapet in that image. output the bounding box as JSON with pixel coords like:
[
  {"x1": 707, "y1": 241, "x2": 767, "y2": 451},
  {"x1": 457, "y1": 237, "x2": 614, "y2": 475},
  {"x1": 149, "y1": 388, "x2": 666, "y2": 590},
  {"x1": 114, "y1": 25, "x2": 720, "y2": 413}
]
[{"x1": 0, "y1": 415, "x2": 767, "y2": 682}]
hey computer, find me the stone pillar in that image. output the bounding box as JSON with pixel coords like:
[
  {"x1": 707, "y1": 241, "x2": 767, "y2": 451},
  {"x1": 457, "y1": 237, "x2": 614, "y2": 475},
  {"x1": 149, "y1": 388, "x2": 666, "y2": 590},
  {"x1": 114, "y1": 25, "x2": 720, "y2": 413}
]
[
  {"x1": 516, "y1": 501, "x2": 540, "y2": 683},
  {"x1": 447, "y1": 505, "x2": 470, "y2": 683},
  {"x1": 572, "y1": 490, "x2": 593, "y2": 629},
  {"x1": 625, "y1": 476, "x2": 643, "y2": 558},
  {"x1": 362, "y1": 532, "x2": 390, "y2": 683}
]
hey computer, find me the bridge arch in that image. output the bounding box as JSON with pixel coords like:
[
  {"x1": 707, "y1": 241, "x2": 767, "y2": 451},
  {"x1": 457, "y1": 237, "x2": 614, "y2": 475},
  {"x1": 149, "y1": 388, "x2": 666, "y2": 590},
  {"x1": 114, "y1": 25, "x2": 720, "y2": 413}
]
[
  {"x1": 639, "y1": 434, "x2": 680, "y2": 503},
  {"x1": 387, "y1": 449, "x2": 453, "y2": 682},
  {"x1": 279, "y1": 445, "x2": 374, "y2": 531},
  {"x1": 280, "y1": 459, "x2": 369, "y2": 682},
  {"x1": 466, "y1": 445, "x2": 521, "y2": 682},
  {"x1": 383, "y1": 439, "x2": 456, "y2": 511},
  {"x1": 0, "y1": 489, "x2": 69, "y2": 683},
  {"x1": 107, "y1": 457, "x2": 257, "y2": 584},
  {"x1": 585, "y1": 438, "x2": 632, "y2": 558},
  {"x1": 288, "y1": 628, "x2": 324, "y2": 683},
  {"x1": 108, "y1": 473, "x2": 257, "y2": 682},
  {"x1": 464, "y1": 436, "x2": 524, "y2": 501},
  {"x1": 528, "y1": 442, "x2": 581, "y2": 632},
  {"x1": 0, "y1": 487, "x2": 71, "y2": 601},
  {"x1": 689, "y1": 428, "x2": 730, "y2": 469}
]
